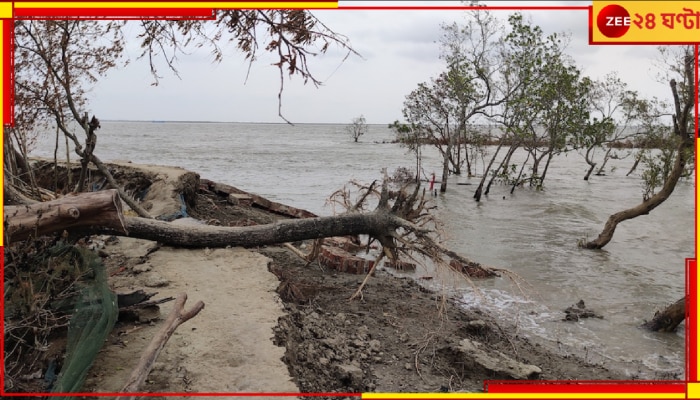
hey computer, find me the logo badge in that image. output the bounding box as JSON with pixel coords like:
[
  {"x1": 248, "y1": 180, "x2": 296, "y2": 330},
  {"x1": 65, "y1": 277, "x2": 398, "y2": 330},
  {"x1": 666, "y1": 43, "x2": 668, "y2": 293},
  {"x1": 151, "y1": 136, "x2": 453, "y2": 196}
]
[{"x1": 597, "y1": 4, "x2": 631, "y2": 38}]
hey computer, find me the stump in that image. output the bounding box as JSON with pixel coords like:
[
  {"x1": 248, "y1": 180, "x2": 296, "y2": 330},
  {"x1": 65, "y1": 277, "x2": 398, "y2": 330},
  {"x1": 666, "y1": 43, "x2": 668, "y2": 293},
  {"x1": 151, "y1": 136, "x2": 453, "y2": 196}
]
[{"x1": 319, "y1": 246, "x2": 374, "y2": 275}]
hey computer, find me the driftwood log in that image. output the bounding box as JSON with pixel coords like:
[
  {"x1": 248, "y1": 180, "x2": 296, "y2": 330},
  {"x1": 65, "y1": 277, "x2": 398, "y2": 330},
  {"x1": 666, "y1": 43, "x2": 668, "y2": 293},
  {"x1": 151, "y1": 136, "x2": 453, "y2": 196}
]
[
  {"x1": 4, "y1": 189, "x2": 127, "y2": 243},
  {"x1": 642, "y1": 296, "x2": 686, "y2": 332},
  {"x1": 116, "y1": 293, "x2": 204, "y2": 400}
]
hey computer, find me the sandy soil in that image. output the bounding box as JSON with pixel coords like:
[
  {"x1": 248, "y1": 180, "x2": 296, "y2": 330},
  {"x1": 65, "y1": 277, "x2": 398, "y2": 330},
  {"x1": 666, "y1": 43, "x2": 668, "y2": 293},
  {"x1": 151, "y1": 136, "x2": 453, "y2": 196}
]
[{"x1": 84, "y1": 240, "x2": 297, "y2": 398}]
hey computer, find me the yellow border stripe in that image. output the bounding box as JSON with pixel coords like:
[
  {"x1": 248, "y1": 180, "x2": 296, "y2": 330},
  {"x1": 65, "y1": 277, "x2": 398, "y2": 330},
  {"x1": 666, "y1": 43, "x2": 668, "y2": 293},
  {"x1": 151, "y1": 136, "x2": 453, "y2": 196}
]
[
  {"x1": 0, "y1": 2, "x2": 11, "y2": 18},
  {"x1": 363, "y1": 394, "x2": 685, "y2": 399},
  {"x1": 689, "y1": 383, "x2": 700, "y2": 398},
  {"x1": 15, "y1": 2, "x2": 338, "y2": 9}
]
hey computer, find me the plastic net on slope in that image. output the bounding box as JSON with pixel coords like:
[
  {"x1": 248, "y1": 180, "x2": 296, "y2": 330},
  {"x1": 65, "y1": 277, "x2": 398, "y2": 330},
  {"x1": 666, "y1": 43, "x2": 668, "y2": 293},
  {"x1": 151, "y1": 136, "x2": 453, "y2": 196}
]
[{"x1": 51, "y1": 245, "x2": 118, "y2": 396}]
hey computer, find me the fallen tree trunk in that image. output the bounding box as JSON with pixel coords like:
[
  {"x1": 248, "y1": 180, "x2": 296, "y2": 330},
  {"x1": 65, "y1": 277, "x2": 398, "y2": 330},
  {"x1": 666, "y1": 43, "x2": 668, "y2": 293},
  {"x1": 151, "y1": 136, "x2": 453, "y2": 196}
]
[
  {"x1": 121, "y1": 212, "x2": 397, "y2": 248},
  {"x1": 4, "y1": 189, "x2": 127, "y2": 243},
  {"x1": 642, "y1": 296, "x2": 685, "y2": 332},
  {"x1": 3, "y1": 190, "x2": 408, "y2": 248},
  {"x1": 5, "y1": 197, "x2": 394, "y2": 248},
  {"x1": 5, "y1": 177, "x2": 497, "y2": 278}
]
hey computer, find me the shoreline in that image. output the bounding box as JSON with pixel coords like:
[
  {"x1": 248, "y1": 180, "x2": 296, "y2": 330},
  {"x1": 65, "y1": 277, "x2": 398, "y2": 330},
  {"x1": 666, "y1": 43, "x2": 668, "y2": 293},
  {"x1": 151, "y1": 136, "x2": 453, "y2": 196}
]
[{"x1": 9, "y1": 160, "x2": 665, "y2": 396}]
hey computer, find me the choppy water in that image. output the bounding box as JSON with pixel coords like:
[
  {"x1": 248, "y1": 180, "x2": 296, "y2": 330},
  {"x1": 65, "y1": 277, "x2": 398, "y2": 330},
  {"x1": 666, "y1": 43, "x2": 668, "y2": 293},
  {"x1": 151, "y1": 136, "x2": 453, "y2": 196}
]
[{"x1": 30, "y1": 121, "x2": 693, "y2": 379}]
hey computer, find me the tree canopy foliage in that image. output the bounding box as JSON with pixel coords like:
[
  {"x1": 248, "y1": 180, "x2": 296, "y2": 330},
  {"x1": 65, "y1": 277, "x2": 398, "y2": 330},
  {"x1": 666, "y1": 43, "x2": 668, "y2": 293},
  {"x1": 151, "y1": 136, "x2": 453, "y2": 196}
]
[{"x1": 392, "y1": 10, "x2": 694, "y2": 248}]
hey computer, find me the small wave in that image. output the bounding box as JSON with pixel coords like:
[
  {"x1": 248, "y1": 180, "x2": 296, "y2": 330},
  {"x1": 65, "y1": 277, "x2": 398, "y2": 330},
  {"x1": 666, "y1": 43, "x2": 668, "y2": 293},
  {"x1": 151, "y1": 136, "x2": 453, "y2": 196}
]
[
  {"x1": 642, "y1": 353, "x2": 684, "y2": 374},
  {"x1": 458, "y1": 288, "x2": 536, "y2": 310}
]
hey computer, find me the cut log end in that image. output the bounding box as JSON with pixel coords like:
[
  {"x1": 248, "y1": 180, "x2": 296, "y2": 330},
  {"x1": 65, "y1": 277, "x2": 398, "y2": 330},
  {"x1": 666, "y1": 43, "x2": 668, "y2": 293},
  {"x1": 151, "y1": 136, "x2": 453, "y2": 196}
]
[{"x1": 5, "y1": 189, "x2": 128, "y2": 243}]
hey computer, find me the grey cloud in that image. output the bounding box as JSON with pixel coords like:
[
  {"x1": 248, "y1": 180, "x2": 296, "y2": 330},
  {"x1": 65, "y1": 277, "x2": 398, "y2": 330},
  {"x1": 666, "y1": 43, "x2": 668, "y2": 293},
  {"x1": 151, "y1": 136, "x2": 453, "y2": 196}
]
[{"x1": 88, "y1": 3, "x2": 670, "y2": 124}]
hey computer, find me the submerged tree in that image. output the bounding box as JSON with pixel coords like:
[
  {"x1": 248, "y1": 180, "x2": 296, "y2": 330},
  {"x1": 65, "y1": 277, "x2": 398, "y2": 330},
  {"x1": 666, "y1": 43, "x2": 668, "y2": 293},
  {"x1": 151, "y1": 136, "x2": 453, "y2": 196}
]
[
  {"x1": 401, "y1": 9, "x2": 506, "y2": 193},
  {"x1": 475, "y1": 13, "x2": 588, "y2": 198},
  {"x1": 643, "y1": 296, "x2": 685, "y2": 332},
  {"x1": 438, "y1": 10, "x2": 504, "y2": 178},
  {"x1": 583, "y1": 46, "x2": 695, "y2": 249},
  {"x1": 472, "y1": 14, "x2": 543, "y2": 201},
  {"x1": 402, "y1": 75, "x2": 459, "y2": 193},
  {"x1": 509, "y1": 32, "x2": 590, "y2": 190},
  {"x1": 575, "y1": 72, "x2": 665, "y2": 181},
  {"x1": 389, "y1": 120, "x2": 427, "y2": 183},
  {"x1": 347, "y1": 115, "x2": 368, "y2": 142}
]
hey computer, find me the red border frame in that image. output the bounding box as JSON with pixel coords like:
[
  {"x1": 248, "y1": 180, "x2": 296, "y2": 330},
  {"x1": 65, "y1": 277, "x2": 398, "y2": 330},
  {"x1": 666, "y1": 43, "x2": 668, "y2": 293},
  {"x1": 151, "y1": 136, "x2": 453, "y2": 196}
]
[
  {"x1": 2, "y1": 2, "x2": 697, "y2": 398},
  {"x1": 3, "y1": 18, "x2": 12, "y2": 126},
  {"x1": 689, "y1": 258, "x2": 697, "y2": 383},
  {"x1": 14, "y1": 8, "x2": 216, "y2": 19}
]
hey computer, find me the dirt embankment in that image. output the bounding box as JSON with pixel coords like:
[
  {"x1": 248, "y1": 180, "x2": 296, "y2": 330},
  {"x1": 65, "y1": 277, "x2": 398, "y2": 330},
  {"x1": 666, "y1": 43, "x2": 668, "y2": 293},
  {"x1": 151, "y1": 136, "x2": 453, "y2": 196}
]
[{"x1": 9, "y1": 162, "x2": 630, "y2": 398}]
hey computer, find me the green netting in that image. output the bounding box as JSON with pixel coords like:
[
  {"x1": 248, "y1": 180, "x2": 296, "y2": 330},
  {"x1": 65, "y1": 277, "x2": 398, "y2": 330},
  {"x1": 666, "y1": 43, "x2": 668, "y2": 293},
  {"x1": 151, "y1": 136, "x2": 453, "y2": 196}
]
[{"x1": 52, "y1": 246, "x2": 118, "y2": 397}]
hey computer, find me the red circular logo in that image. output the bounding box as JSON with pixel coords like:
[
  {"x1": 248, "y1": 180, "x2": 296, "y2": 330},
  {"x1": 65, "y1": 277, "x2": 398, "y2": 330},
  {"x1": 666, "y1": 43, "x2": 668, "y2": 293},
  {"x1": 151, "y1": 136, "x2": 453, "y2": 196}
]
[{"x1": 597, "y1": 4, "x2": 631, "y2": 38}]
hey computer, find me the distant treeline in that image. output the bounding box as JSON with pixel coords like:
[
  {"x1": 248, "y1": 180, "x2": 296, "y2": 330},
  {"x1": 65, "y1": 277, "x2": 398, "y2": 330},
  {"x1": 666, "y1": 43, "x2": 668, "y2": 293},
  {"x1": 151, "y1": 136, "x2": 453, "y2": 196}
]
[{"x1": 390, "y1": 125, "x2": 672, "y2": 150}]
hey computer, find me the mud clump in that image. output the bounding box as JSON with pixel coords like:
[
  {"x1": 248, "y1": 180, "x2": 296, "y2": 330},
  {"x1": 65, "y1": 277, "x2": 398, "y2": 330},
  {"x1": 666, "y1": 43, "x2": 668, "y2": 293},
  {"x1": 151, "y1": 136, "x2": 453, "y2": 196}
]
[
  {"x1": 274, "y1": 309, "x2": 378, "y2": 393},
  {"x1": 563, "y1": 300, "x2": 603, "y2": 322}
]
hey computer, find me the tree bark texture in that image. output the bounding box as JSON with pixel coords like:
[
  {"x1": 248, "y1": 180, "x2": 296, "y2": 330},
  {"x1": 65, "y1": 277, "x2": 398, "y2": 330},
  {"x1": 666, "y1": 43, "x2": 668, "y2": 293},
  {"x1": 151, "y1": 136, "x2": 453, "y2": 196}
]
[
  {"x1": 4, "y1": 189, "x2": 127, "y2": 243},
  {"x1": 440, "y1": 143, "x2": 450, "y2": 193},
  {"x1": 474, "y1": 139, "x2": 504, "y2": 202},
  {"x1": 626, "y1": 152, "x2": 642, "y2": 176},
  {"x1": 595, "y1": 147, "x2": 613, "y2": 175},
  {"x1": 583, "y1": 163, "x2": 595, "y2": 181},
  {"x1": 5, "y1": 192, "x2": 401, "y2": 248},
  {"x1": 121, "y1": 212, "x2": 399, "y2": 248}
]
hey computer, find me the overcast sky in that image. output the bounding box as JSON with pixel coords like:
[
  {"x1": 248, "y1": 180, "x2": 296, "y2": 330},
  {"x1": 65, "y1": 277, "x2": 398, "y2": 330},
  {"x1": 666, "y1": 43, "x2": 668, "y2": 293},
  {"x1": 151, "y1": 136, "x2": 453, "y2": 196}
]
[{"x1": 88, "y1": 1, "x2": 671, "y2": 124}]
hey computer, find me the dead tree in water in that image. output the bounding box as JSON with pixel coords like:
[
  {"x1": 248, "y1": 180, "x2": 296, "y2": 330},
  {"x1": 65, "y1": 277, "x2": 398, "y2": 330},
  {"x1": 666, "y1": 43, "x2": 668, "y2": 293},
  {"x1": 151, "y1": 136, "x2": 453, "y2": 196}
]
[{"x1": 642, "y1": 297, "x2": 685, "y2": 332}]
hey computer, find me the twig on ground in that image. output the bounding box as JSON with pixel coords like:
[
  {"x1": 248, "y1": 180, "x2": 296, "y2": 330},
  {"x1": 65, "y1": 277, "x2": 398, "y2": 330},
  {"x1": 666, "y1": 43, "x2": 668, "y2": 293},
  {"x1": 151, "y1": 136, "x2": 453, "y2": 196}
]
[
  {"x1": 116, "y1": 293, "x2": 204, "y2": 400},
  {"x1": 349, "y1": 252, "x2": 384, "y2": 301}
]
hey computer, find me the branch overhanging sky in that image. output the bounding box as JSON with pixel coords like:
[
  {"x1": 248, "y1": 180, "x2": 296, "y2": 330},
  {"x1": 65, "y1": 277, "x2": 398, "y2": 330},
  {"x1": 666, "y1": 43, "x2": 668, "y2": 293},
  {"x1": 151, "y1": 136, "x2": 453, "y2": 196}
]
[{"x1": 87, "y1": 1, "x2": 671, "y2": 124}]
